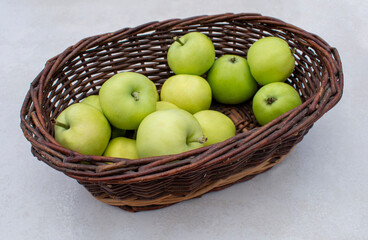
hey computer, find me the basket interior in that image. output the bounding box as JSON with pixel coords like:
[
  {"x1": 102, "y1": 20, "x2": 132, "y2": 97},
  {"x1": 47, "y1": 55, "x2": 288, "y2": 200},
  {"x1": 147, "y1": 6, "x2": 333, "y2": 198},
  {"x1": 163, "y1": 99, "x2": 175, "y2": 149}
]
[{"x1": 41, "y1": 19, "x2": 324, "y2": 137}]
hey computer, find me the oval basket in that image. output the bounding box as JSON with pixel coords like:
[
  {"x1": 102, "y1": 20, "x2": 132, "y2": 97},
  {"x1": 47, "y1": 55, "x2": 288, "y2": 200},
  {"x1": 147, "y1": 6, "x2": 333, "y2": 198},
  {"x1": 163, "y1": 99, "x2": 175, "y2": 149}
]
[{"x1": 20, "y1": 13, "x2": 343, "y2": 212}]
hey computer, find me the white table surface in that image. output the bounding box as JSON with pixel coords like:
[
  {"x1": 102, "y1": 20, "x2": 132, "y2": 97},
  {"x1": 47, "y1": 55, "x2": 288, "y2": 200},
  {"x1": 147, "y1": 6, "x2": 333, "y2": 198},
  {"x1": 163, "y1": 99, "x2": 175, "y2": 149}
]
[{"x1": 1, "y1": 0, "x2": 367, "y2": 239}]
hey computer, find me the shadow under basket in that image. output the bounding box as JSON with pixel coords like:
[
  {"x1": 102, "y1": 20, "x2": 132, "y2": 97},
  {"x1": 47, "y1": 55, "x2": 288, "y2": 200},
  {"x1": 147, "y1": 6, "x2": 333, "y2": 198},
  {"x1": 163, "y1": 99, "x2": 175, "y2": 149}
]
[{"x1": 20, "y1": 13, "x2": 343, "y2": 212}]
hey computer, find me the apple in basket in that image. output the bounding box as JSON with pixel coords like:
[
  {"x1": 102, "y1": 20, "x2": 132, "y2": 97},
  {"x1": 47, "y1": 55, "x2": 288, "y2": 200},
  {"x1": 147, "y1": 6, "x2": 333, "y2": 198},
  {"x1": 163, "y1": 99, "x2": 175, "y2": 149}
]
[
  {"x1": 167, "y1": 32, "x2": 216, "y2": 75},
  {"x1": 247, "y1": 36, "x2": 295, "y2": 85},
  {"x1": 193, "y1": 110, "x2": 236, "y2": 146},
  {"x1": 156, "y1": 101, "x2": 179, "y2": 111},
  {"x1": 207, "y1": 54, "x2": 258, "y2": 104},
  {"x1": 81, "y1": 95, "x2": 103, "y2": 112},
  {"x1": 252, "y1": 82, "x2": 302, "y2": 126},
  {"x1": 53, "y1": 103, "x2": 111, "y2": 156},
  {"x1": 99, "y1": 72, "x2": 158, "y2": 130},
  {"x1": 160, "y1": 74, "x2": 212, "y2": 114},
  {"x1": 82, "y1": 94, "x2": 126, "y2": 139},
  {"x1": 103, "y1": 137, "x2": 139, "y2": 159},
  {"x1": 136, "y1": 109, "x2": 207, "y2": 158}
]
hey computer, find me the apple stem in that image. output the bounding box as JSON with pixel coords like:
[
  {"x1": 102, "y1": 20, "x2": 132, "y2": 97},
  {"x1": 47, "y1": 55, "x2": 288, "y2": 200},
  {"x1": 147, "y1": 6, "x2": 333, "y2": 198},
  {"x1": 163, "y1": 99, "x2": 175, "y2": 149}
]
[
  {"x1": 266, "y1": 97, "x2": 277, "y2": 105},
  {"x1": 132, "y1": 91, "x2": 140, "y2": 101},
  {"x1": 51, "y1": 119, "x2": 70, "y2": 130},
  {"x1": 187, "y1": 136, "x2": 207, "y2": 145},
  {"x1": 173, "y1": 36, "x2": 184, "y2": 46},
  {"x1": 198, "y1": 136, "x2": 207, "y2": 144},
  {"x1": 230, "y1": 57, "x2": 237, "y2": 63}
]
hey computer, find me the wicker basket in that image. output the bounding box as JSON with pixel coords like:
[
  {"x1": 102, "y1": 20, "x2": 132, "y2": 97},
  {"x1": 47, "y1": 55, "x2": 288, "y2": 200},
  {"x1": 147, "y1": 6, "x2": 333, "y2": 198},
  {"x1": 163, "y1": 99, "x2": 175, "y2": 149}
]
[{"x1": 20, "y1": 13, "x2": 343, "y2": 212}]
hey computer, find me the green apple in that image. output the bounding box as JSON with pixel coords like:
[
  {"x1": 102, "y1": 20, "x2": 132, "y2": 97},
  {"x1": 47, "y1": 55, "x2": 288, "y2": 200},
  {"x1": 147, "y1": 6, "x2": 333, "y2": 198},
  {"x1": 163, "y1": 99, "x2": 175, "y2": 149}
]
[
  {"x1": 151, "y1": 82, "x2": 160, "y2": 101},
  {"x1": 207, "y1": 54, "x2": 258, "y2": 104},
  {"x1": 53, "y1": 103, "x2": 111, "y2": 155},
  {"x1": 136, "y1": 109, "x2": 207, "y2": 158},
  {"x1": 193, "y1": 110, "x2": 236, "y2": 146},
  {"x1": 167, "y1": 32, "x2": 215, "y2": 75},
  {"x1": 103, "y1": 137, "x2": 139, "y2": 159},
  {"x1": 156, "y1": 101, "x2": 179, "y2": 111},
  {"x1": 160, "y1": 74, "x2": 212, "y2": 114},
  {"x1": 99, "y1": 72, "x2": 158, "y2": 130},
  {"x1": 81, "y1": 95, "x2": 103, "y2": 113},
  {"x1": 252, "y1": 82, "x2": 302, "y2": 125},
  {"x1": 81, "y1": 94, "x2": 126, "y2": 138},
  {"x1": 247, "y1": 36, "x2": 295, "y2": 85}
]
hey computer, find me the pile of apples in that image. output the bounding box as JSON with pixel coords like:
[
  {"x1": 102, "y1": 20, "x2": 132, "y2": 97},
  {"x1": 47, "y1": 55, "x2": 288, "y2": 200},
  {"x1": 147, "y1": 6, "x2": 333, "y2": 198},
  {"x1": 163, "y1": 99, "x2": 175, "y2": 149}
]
[{"x1": 53, "y1": 32, "x2": 302, "y2": 159}]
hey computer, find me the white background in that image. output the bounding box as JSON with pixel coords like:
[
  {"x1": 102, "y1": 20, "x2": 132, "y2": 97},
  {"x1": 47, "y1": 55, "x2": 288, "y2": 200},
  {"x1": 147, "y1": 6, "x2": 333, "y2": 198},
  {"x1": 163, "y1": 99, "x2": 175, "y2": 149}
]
[{"x1": 1, "y1": 0, "x2": 367, "y2": 239}]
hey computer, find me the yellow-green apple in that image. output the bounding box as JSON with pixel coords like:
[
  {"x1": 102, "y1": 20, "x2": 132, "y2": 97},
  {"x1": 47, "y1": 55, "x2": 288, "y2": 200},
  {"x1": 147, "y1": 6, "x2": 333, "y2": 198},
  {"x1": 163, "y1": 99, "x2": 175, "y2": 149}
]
[
  {"x1": 193, "y1": 110, "x2": 236, "y2": 146},
  {"x1": 156, "y1": 101, "x2": 179, "y2": 111},
  {"x1": 160, "y1": 74, "x2": 212, "y2": 114},
  {"x1": 167, "y1": 32, "x2": 215, "y2": 75},
  {"x1": 99, "y1": 72, "x2": 157, "y2": 130},
  {"x1": 207, "y1": 54, "x2": 258, "y2": 104},
  {"x1": 252, "y1": 82, "x2": 302, "y2": 125},
  {"x1": 136, "y1": 109, "x2": 207, "y2": 158},
  {"x1": 53, "y1": 103, "x2": 111, "y2": 155},
  {"x1": 103, "y1": 137, "x2": 139, "y2": 159},
  {"x1": 81, "y1": 95, "x2": 103, "y2": 112},
  {"x1": 81, "y1": 94, "x2": 126, "y2": 138},
  {"x1": 247, "y1": 37, "x2": 295, "y2": 85}
]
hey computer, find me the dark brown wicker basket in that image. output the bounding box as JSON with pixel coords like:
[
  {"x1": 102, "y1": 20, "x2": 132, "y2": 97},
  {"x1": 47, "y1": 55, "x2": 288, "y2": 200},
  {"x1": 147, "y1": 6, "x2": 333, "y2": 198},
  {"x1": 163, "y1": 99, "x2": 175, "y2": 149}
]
[{"x1": 20, "y1": 13, "x2": 343, "y2": 212}]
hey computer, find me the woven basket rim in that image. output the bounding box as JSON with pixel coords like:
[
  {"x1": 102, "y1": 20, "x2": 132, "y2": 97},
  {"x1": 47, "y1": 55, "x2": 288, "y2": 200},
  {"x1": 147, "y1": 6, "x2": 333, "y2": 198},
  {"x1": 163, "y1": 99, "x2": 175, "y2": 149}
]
[{"x1": 20, "y1": 12, "x2": 343, "y2": 184}]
